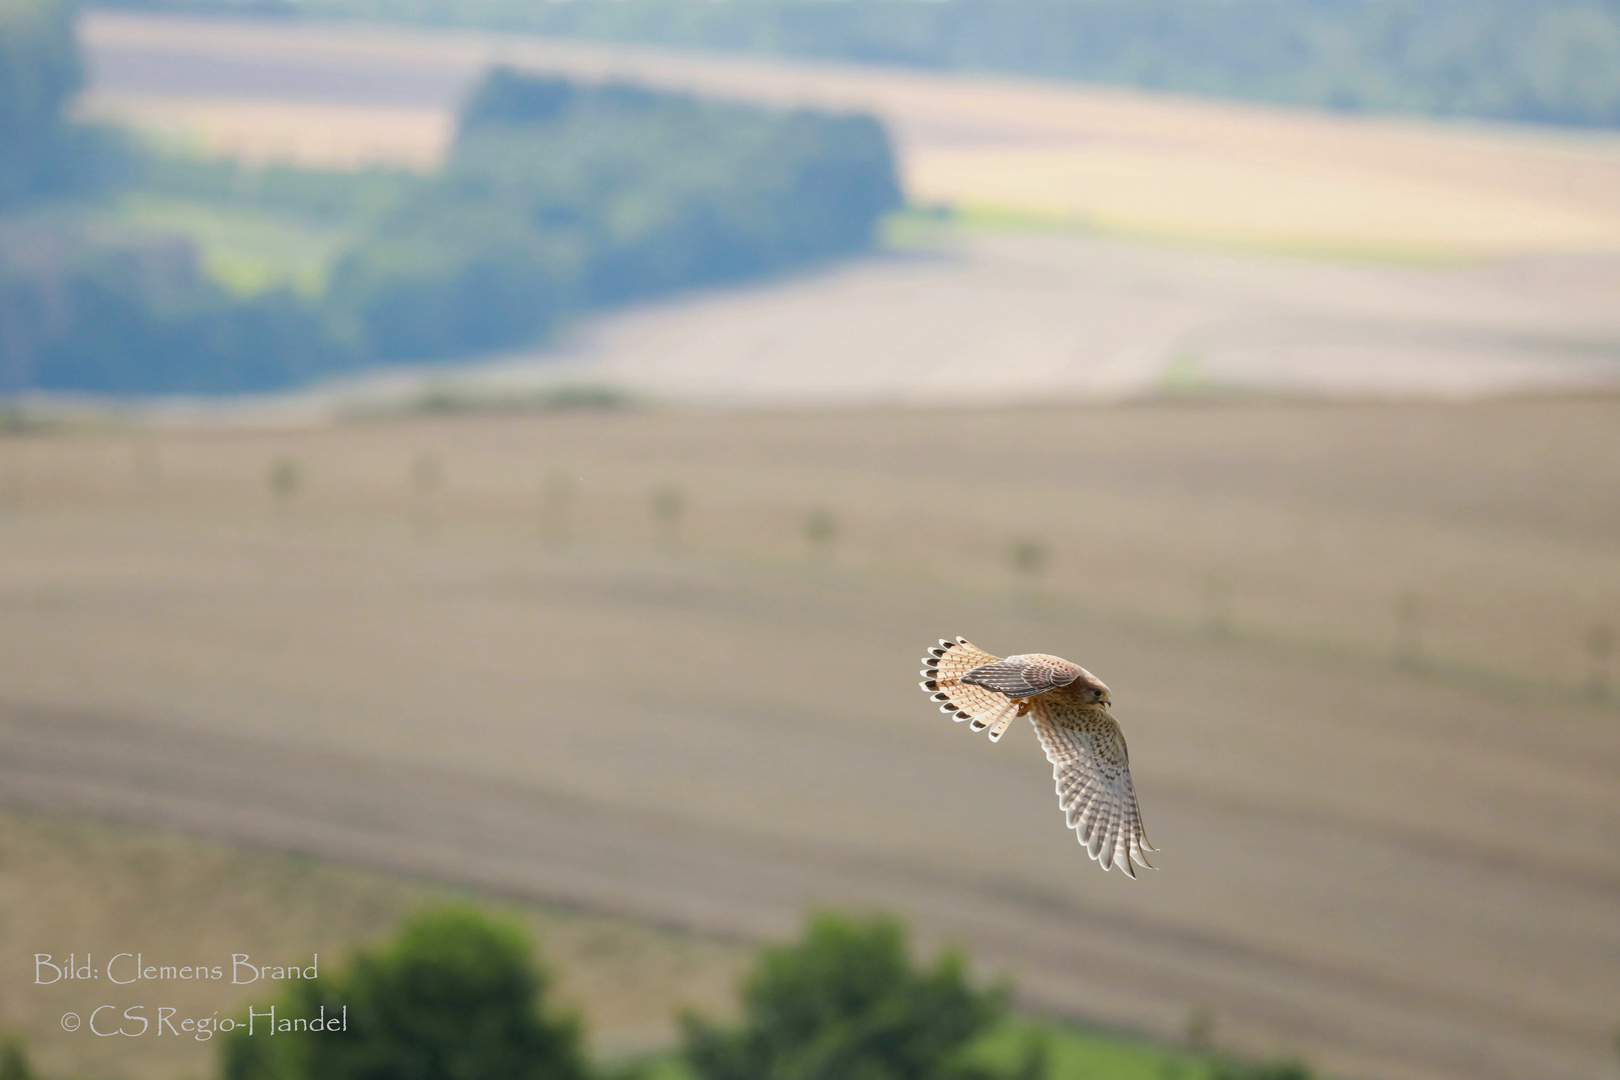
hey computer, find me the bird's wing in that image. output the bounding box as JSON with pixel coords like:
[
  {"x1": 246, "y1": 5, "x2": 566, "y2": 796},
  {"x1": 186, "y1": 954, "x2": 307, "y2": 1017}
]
[
  {"x1": 961, "y1": 654, "x2": 1082, "y2": 698},
  {"x1": 1028, "y1": 697, "x2": 1156, "y2": 878},
  {"x1": 920, "y1": 637, "x2": 1026, "y2": 740}
]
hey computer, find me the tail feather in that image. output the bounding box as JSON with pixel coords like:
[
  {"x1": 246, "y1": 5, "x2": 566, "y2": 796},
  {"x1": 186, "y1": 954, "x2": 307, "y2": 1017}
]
[{"x1": 985, "y1": 702, "x2": 1021, "y2": 742}]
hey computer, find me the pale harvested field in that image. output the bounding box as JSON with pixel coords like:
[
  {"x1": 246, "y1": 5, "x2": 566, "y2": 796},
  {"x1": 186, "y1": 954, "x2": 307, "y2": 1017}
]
[
  {"x1": 1, "y1": 398, "x2": 1618, "y2": 1080},
  {"x1": 502, "y1": 230, "x2": 1620, "y2": 405},
  {"x1": 80, "y1": 11, "x2": 1620, "y2": 258},
  {"x1": 0, "y1": 808, "x2": 746, "y2": 1080}
]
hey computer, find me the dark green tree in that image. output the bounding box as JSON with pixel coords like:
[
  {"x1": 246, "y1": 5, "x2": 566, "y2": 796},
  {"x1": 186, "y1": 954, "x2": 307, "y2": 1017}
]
[
  {"x1": 0, "y1": 1036, "x2": 33, "y2": 1080},
  {"x1": 682, "y1": 912, "x2": 1043, "y2": 1080},
  {"x1": 0, "y1": 0, "x2": 83, "y2": 206},
  {"x1": 222, "y1": 905, "x2": 590, "y2": 1080}
]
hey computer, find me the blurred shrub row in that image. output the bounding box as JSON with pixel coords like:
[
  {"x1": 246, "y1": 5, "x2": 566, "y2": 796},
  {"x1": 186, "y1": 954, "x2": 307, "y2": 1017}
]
[
  {"x1": 211, "y1": 905, "x2": 1307, "y2": 1080},
  {"x1": 0, "y1": 6, "x2": 901, "y2": 393},
  {"x1": 98, "y1": 0, "x2": 1620, "y2": 129}
]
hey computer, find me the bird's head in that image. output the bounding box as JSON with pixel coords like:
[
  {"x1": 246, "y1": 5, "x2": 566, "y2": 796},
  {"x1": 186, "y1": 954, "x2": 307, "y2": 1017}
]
[{"x1": 1075, "y1": 670, "x2": 1112, "y2": 708}]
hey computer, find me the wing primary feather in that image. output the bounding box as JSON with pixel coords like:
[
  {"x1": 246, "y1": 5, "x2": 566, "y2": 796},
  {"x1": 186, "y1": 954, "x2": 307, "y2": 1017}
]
[{"x1": 1026, "y1": 696, "x2": 1153, "y2": 881}]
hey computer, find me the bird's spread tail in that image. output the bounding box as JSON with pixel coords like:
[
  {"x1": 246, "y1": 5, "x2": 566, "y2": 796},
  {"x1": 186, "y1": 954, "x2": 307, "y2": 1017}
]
[{"x1": 920, "y1": 637, "x2": 1021, "y2": 739}]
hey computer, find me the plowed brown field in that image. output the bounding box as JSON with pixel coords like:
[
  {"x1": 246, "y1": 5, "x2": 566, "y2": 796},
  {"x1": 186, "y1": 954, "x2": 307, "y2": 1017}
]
[{"x1": 1, "y1": 397, "x2": 1617, "y2": 1080}]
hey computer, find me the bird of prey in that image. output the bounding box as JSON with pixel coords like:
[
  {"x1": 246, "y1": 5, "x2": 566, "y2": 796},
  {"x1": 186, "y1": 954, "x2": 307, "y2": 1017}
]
[{"x1": 919, "y1": 636, "x2": 1156, "y2": 877}]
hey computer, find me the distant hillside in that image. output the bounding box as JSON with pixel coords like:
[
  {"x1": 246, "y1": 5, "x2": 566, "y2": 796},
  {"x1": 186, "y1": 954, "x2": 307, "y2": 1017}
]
[
  {"x1": 1, "y1": 34, "x2": 900, "y2": 393},
  {"x1": 90, "y1": 0, "x2": 1620, "y2": 129}
]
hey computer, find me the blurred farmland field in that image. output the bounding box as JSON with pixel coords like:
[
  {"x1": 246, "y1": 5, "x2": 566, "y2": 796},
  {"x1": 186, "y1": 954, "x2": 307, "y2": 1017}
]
[
  {"x1": 7, "y1": 6, "x2": 903, "y2": 395},
  {"x1": 190, "y1": 0, "x2": 1620, "y2": 130},
  {"x1": 80, "y1": 11, "x2": 1620, "y2": 260},
  {"x1": 61, "y1": 11, "x2": 1620, "y2": 406},
  {"x1": 0, "y1": 395, "x2": 1616, "y2": 1080},
  {"x1": 8, "y1": 11, "x2": 1620, "y2": 1080}
]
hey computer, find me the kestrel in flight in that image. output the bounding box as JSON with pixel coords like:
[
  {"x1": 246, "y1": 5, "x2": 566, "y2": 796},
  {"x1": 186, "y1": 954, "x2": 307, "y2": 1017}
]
[{"x1": 920, "y1": 636, "x2": 1156, "y2": 877}]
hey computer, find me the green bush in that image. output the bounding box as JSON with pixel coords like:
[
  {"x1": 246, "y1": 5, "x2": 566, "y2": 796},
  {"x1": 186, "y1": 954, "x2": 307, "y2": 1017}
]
[
  {"x1": 221, "y1": 905, "x2": 591, "y2": 1080},
  {"x1": 681, "y1": 912, "x2": 1043, "y2": 1080},
  {"x1": 1209, "y1": 1058, "x2": 1314, "y2": 1080},
  {"x1": 0, "y1": 1037, "x2": 32, "y2": 1080}
]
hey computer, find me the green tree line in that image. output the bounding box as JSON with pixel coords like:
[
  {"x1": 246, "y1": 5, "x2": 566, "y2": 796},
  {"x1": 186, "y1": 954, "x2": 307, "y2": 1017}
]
[
  {"x1": 203, "y1": 904, "x2": 1310, "y2": 1080},
  {"x1": 95, "y1": 0, "x2": 1620, "y2": 129}
]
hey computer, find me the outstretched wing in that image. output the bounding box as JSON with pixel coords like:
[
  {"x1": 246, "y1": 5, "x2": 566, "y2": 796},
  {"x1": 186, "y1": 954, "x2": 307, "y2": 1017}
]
[
  {"x1": 919, "y1": 637, "x2": 1025, "y2": 741},
  {"x1": 1028, "y1": 697, "x2": 1156, "y2": 878}
]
